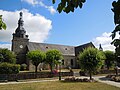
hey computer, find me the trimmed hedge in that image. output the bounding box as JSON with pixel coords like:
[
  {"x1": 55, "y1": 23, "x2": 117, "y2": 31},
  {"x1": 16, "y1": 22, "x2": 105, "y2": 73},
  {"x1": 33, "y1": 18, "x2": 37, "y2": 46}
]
[{"x1": 0, "y1": 62, "x2": 20, "y2": 74}]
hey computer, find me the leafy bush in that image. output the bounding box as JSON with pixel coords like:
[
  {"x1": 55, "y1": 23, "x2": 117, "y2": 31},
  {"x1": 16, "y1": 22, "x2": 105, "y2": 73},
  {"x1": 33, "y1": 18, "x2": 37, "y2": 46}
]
[
  {"x1": 20, "y1": 63, "x2": 27, "y2": 71},
  {"x1": 0, "y1": 62, "x2": 20, "y2": 74},
  {"x1": 0, "y1": 48, "x2": 16, "y2": 64}
]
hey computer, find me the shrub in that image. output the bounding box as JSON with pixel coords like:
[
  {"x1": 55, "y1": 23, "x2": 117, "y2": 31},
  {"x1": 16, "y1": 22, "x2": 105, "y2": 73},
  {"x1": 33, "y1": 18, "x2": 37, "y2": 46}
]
[
  {"x1": 0, "y1": 62, "x2": 20, "y2": 74},
  {"x1": 0, "y1": 48, "x2": 16, "y2": 64},
  {"x1": 20, "y1": 63, "x2": 27, "y2": 71}
]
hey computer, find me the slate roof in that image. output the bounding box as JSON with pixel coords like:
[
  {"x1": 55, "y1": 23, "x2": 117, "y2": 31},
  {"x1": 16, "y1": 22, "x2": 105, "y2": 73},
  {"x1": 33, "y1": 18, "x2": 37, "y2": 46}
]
[
  {"x1": 27, "y1": 42, "x2": 95, "y2": 56},
  {"x1": 75, "y1": 42, "x2": 95, "y2": 56},
  {"x1": 27, "y1": 42, "x2": 75, "y2": 56}
]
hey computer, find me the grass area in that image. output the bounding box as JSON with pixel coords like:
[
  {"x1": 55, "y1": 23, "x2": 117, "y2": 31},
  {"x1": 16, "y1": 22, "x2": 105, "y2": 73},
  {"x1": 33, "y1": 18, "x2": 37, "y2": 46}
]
[{"x1": 0, "y1": 81, "x2": 119, "y2": 90}]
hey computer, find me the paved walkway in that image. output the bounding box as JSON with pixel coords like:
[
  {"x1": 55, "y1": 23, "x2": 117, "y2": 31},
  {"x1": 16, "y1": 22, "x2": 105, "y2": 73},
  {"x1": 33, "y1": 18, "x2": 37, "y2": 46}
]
[
  {"x1": 74, "y1": 72, "x2": 120, "y2": 88},
  {"x1": 0, "y1": 79, "x2": 58, "y2": 85},
  {"x1": 94, "y1": 76, "x2": 120, "y2": 88},
  {"x1": 75, "y1": 75, "x2": 120, "y2": 88}
]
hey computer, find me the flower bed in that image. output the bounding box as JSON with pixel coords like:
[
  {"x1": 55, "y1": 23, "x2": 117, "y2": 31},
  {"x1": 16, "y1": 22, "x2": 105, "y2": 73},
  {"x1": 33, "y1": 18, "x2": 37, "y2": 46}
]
[
  {"x1": 106, "y1": 74, "x2": 120, "y2": 82},
  {"x1": 64, "y1": 76, "x2": 95, "y2": 82}
]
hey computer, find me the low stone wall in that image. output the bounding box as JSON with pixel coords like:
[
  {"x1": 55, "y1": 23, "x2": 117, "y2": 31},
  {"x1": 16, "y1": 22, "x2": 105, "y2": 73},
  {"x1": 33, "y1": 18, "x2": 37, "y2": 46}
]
[{"x1": 0, "y1": 72, "x2": 73, "y2": 81}]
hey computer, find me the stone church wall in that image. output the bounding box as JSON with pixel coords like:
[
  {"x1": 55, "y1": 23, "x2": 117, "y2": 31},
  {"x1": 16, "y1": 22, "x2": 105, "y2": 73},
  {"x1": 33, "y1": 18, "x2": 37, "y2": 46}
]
[{"x1": 28, "y1": 55, "x2": 76, "y2": 71}]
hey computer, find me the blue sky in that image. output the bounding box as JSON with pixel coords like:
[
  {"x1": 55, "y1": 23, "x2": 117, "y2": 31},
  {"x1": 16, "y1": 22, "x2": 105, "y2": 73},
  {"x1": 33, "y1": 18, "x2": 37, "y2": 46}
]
[{"x1": 0, "y1": 0, "x2": 117, "y2": 51}]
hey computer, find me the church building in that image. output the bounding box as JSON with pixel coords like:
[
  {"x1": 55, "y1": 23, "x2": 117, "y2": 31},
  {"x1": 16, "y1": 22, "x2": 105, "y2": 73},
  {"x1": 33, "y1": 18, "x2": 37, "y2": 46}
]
[{"x1": 12, "y1": 12, "x2": 95, "y2": 70}]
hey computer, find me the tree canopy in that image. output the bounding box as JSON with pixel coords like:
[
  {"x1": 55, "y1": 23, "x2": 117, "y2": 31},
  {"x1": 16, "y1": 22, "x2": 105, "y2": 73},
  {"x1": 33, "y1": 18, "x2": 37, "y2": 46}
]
[
  {"x1": 79, "y1": 47, "x2": 105, "y2": 80},
  {"x1": 45, "y1": 49, "x2": 63, "y2": 72},
  {"x1": 111, "y1": 0, "x2": 120, "y2": 63},
  {"x1": 52, "y1": 0, "x2": 86, "y2": 13},
  {"x1": 104, "y1": 50, "x2": 115, "y2": 70},
  {"x1": 27, "y1": 50, "x2": 46, "y2": 73},
  {"x1": 0, "y1": 15, "x2": 6, "y2": 30}
]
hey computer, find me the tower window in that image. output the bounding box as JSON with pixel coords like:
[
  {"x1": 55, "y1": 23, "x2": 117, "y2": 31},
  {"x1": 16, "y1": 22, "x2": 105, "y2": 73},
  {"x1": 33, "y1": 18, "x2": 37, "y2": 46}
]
[
  {"x1": 46, "y1": 47, "x2": 48, "y2": 49},
  {"x1": 65, "y1": 48, "x2": 67, "y2": 50}
]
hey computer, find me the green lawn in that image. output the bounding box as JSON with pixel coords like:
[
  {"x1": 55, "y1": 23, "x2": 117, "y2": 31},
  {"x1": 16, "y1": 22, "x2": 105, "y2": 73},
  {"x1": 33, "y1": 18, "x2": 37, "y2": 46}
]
[{"x1": 0, "y1": 81, "x2": 119, "y2": 90}]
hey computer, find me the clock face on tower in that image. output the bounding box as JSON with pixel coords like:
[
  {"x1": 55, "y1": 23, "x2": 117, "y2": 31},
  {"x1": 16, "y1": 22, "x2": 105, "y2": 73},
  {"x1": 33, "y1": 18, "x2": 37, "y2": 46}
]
[{"x1": 19, "y1": 45, "x2": 23, "y2": 49}]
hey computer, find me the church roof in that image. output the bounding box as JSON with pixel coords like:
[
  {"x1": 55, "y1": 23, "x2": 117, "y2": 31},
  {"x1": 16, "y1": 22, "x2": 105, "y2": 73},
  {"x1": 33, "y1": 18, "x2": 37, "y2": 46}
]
[
  {"x1": 27, "y1": 42, "x2": 95, "y2": 56},
  {"x1": 27, "y1": 42, "x2": 75, "y2": 56},
  {"x1": 75, "y1": 42, "x2": 95, "y2": 56}
]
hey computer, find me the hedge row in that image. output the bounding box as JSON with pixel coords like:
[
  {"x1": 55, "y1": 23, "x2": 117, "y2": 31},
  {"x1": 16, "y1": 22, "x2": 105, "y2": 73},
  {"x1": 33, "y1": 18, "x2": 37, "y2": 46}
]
[{"x1": 0, "y1": 62, "x2": 20, "y2": 74}]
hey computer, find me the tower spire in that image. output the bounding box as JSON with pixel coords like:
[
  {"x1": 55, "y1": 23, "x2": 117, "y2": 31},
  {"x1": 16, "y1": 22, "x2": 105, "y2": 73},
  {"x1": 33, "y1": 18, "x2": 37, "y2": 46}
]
[
  {"x1": 18, "y1": 12, "x2": 24, "y2": 27},
  {"x1": 99, "y1": 44, "x2": 103, "y2": 51},
  {"x1": 13, "y1": 12, "x2": 28, "y2": 39},
  {"x1": 17, "y1": 12, "x2": 25, "y2": 32}
]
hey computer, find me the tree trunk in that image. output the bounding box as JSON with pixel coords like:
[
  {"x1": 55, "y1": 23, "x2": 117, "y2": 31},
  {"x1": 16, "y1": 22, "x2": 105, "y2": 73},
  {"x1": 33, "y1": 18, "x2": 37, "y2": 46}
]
[
  {"x1": 107, "y1": 65, "x2": 109, "y2": 70},
  {"x1": 35, "y1": 65, "x2": 37, "y2": 73},
  {"x1": 35, "y1": 65, "x2": 38, "y2": 78},
  {"x1": 50, "y1": 64, "x2": 53, "y2": 73},
  {"x1": 89, "y1": 71, "x2": 92, "y2": 80}
]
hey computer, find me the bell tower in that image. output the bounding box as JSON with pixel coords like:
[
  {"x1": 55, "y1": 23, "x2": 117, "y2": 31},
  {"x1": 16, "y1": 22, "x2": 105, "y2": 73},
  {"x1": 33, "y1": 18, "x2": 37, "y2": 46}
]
[{"x1": 12, "y1": 12, "x2": 29, "y2": 64}]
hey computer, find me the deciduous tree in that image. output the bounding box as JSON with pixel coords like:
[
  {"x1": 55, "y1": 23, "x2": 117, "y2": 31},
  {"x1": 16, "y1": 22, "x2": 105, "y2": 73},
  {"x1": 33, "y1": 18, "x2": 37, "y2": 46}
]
[
  {"x1": 45, "y1": 49, "x2": 63, "y2": 73},
  {"x1": 111, "y1": 0, "x2": 120, "y2": 62},
  {"x1": 79, "y1": 47, "x2": 105, "y2": 80},
  {"x1": 0, "y1": 15, "x2": 6, "y2": 30},
  {"x1": 52, "y1": 0, "x2": 86, "y2": 13},
  {"x1": 27, "y1": 50, "x2": 46, "y2": 73},
  {"x1": 104, "y1": 50, "x2": 115, "y2": 70}
]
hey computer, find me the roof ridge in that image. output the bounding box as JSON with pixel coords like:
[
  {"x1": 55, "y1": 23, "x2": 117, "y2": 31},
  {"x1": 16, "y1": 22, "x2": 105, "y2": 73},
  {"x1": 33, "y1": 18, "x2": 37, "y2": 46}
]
[
  {"x1": 29, "y1": 42, "x2": 75, "y2": 47},
  {"x1": 75, "y1": 42, "x2": 93, "y2": 47}
]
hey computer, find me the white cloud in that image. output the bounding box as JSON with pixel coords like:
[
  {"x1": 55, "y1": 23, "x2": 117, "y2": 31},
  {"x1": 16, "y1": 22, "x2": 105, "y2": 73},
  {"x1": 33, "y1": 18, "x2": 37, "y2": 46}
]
[
  {"x1": 0, "y1": 44, "x2": 11, "y2": 50},
  {"x1": 22, "y1": 0, "x2": 56, "y2": 14},
  {"x1": 21, "y1": 0, "x2": 38, "y2": 5},
  {"x1": 93, "y1": 32, "x2": 116, "y2": 51},
  {"x1": 0, "y1": 9, "x2": 52, "y2": 49}
]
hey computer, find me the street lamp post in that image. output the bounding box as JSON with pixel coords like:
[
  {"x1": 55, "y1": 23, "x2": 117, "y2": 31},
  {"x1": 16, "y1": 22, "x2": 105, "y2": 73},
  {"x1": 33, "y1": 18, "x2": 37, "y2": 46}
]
[{"x1": 58, "y1": 60, "x2": 62, "y2": 80}]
